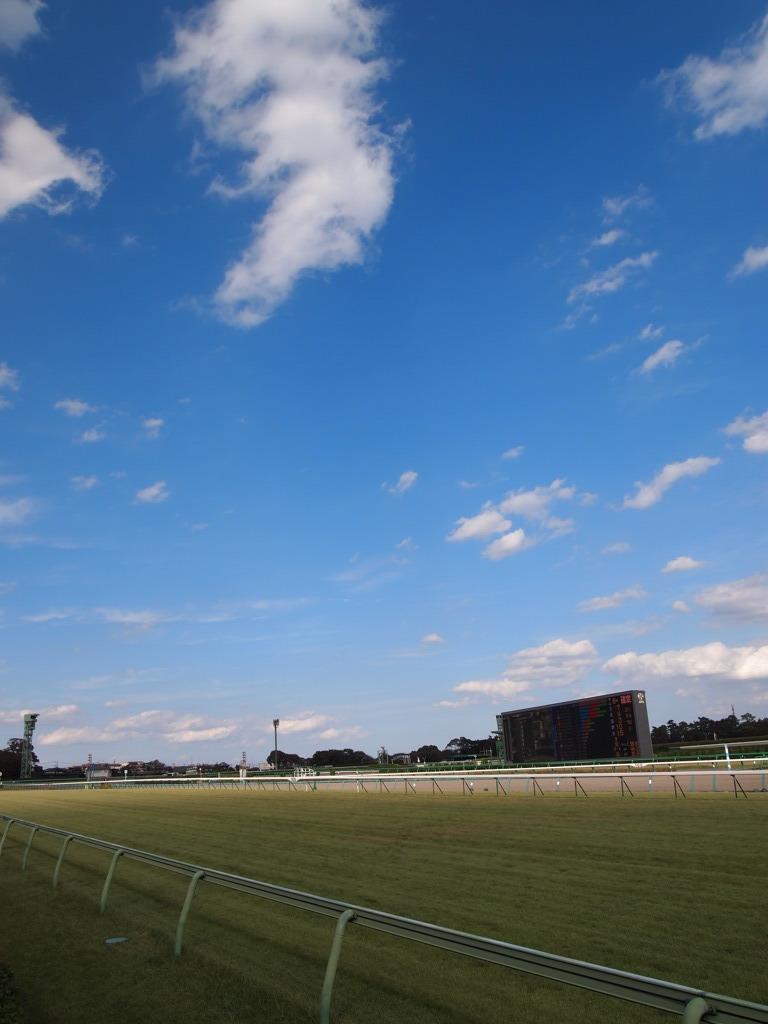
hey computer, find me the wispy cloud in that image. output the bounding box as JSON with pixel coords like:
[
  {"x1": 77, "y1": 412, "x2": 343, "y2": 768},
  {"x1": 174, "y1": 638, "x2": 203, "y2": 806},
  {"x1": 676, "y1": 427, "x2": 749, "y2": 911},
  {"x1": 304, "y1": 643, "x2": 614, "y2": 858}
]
[
  {"x1": 724, "y1": 410, "x2": 768, "y2": 453},
  {"x1": 729, "y1": 244, "x2": 768, "y2": 278},
  {"x1": 0, "y1": 93, "x2": 106, "y2": 218},
  {"x1": 622, "y1": 456, "x2": 720, "y2": 509},
  {"x1": 0, "y1": 0, "x2": 44, "y2": 52},
  {"x1": 71, "y1": 475, "x2": 98, "y2": 490},
  {"x1": 660, "y1": 12, "x2": 768, "y2": 139},
  {"x1": 143, "y1": 417, "x2": 164, "y2": 439},
  {"x1": 55, "y1": 398, "x2": 95, "y2": 417},
  {"x1": 579, "y1": 586, "x2": 647, "y2": 613},
  {"x1": 0, "y1": 360, "x2": 19, "y2": 408},
  {"x1": 639, "y1": 323, "x2": 664, "y2": 340},
  {"x1": 601, "y1": 186, "x2": 651, "y2": 221},
  {"x1": 694, "y1": 573, "x2": 768, "y2": 624},
  {"x1": 153, "y1": 0, "x2": 398, "y2": 327},
  {"x1": 603, "y1": 541, "x2": 631, "y2": 554},
  {"x1": 0, "y1": 496, "x2": 36, "y2": 527},
  {"x1": 135, "y1": 481, "x2": 169, "y2": 504},
  {"x1": 568, "y1": 251, "x2": 657, "y2": 304},
  {"x1": 589, "y1": 228, "x2": 624, "y2": 248},
  {"x1": 79, "y1": 426, "x2": 105, "y2": 443},
  {"x1": 502, "y1": 445, "x2": 524, "y2": 459},
  {"x1": 662, "y1": 556, "x2": 705, "y2": 573},
  {"x1": 0, "y1": 361, "x2": 20, "y2": 392},
  {"x1": 421, "y1": 632, "x2": 444, "y2": 645},
  {"x1": 385, "y1": 470, "x2": 417, "y2": 495},
  {"x1": 637, "y1": 339, "x2": 685, "y2": 374}
]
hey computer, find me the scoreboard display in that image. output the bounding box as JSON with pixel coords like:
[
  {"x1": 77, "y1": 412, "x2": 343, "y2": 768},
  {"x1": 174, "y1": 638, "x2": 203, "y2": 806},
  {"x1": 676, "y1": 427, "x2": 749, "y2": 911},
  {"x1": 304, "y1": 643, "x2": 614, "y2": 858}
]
[{"x1": 496, "y1": 690, "x2": 652, "y2": 763}]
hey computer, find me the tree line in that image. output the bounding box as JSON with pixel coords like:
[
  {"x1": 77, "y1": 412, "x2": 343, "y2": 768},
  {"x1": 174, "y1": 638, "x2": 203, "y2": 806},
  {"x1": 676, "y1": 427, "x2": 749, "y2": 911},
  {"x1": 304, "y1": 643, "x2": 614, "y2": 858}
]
[
  {"x1": 2, "y1": 714, "x2": 767, "y2": 778},
  {"x1": 651, "y1": 712, "x2": 768, "y2": 745}
]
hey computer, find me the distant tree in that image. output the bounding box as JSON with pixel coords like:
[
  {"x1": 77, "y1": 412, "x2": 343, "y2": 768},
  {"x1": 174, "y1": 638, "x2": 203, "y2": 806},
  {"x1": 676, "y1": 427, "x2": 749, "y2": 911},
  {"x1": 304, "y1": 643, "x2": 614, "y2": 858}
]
[
  {"x1": 142, "y1": 759, "x2": 169, "y2": 775},
  {"x1": 410, "y1": 744, "x2": 443, "y2": 763},
  {"x1": 444, "y1": 736, "x2": 496, "y2": 758},
  {"x1": 267, "y1": 750, "x2": 306, "y2": 768},
  {"x1": 310, "y1": 748, "x2": 375, "y2": 767},
  {"x1": 0, "y1": 737, "x2": 41, "y2": 780}
]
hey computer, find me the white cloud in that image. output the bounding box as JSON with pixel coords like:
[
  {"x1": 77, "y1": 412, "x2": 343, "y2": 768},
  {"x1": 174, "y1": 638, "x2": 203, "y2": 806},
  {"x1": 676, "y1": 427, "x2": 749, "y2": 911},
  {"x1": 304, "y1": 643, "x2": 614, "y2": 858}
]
[
  {"x1": 0, "y1": 93, "x2": 106, "y2": 218},
  {"x1": 498, "y1": 479, "x2": 576, "y2": 522},
  {"x1": 589, "y1": 228, "x2": 624, "y2": 247},
  {"x1": 153, "y1": 0, "x2": 397, "y2": 328},
  {"x1": 135, "y1": 481, "x2": 169, "y2": 504},
  {"x1": 71, "y1": 475, "x2": 98, "y2": 491},
  {"x1": 622, "y1": 455, "x2": 720, "y2": 509},
  {"x1": 454, "y1": 638, "x2": 599, "y2": 699},
  {"x1": 0, "y1": 0, "x2": 44, "y2": 51},
  {"x1": 729, "y1": 244, "x2": 768, "y2": 277},
  {"x1": 386, "y1": 470, "x2": 417, "y2": 495},
  {"x1": 55, "y1": 398, "x2": 94, "y2": 417},
  {"x1": 724, "y1": 410, "x2": 768, "y2": 453},
  {"x1": 660, "y1": 13, "x2": 768, "y2": 139},
  {"x1": 451, "y1": 678, "x2": 531, "y2": 699},
  {"x1": 568, "y1": 251, "x2": 657, "y2": 304},
  {"x1": 446, "y1": 505, "x2": 511, "y2": 542},
  {"x1": 638, "y1": 339, "x2": 685, "y2": 374},
  {"x1": 279, "y1": 713, "x2": 332, "y2": 734},
  {"x1": 603, "y1": 541, "x2": 631, "y2": 554},
  {"x1": 421, "y1": 633, "x2": 444, "y2": 645},
  {"x1": 673, "y1": 600, "x2": 691, "y2": 613},
  {"x1": 449, "y1": 479, "x2": 583, "y2": 561},
  {"x1": 640, "y1": 323, "x2": 664, "y2": 340},
  {"x1": 482, "y1": 528, "x2": 530, "y2": 560},
  {"x1": 502, "y1": 445, "x2": 524, "y2": 459},
  {"x1": 601, "y1": 187, "x2": 651, "y2": 221},
  {"x1": 662, "y1": 556, "x2": 705, "y2": 573},
  {"x1": 694, "y1": 574, "x2": 768, "y2": 624},
  {"x1": 579, "y1": 586, "x2": 647, "y2": 613},
  {"x1": 0, "y1": 496, "x2": 36, "y2": 526},
  {"x1": 143, "y1": 417, "x2": 164, "y2": 439},
  {"x1": 603, "y1": 641, "x2": 768, "y2": 683},
  {"x1": 0, "y1": 361, "x2": 20, "y2": 392},
  {"x1": 0, "y1": 580, "x2": 15, "y2": 593},
  {"x1": 79, "y1": 426, "x2": 105, "y2": 443},
  {"x1": 166, "y1": 724, "x2": 235, "y2": 744}
]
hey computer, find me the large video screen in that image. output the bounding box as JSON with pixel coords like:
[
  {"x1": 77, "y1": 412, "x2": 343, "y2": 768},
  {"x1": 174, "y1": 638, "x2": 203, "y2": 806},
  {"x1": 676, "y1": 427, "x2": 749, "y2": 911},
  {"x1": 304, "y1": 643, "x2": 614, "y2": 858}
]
[{"x1": 497, "y1": 690, "x2": 652, "y2": 763}]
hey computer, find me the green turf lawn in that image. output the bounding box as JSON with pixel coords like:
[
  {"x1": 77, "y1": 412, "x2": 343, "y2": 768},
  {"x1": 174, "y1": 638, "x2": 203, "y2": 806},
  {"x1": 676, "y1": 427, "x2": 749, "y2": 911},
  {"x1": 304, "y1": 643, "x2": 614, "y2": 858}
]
[{"x1": 0, "y1": 788, "x2": 765, "y2": 1023}]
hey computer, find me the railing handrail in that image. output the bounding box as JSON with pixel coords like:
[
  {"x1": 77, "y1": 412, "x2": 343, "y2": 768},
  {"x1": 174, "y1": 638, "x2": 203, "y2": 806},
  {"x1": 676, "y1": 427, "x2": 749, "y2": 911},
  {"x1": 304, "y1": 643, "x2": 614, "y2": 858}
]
[{"x1": 1, "y1": 814, "x2": 766, "y2": 1023}]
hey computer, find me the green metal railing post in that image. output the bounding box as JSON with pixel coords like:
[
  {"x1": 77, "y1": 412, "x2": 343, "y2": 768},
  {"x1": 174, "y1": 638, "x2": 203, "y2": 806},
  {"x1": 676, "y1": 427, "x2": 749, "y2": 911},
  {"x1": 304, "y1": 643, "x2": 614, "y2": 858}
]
[
  {"x1": 0, "y1": 818, "x2": 15, "y2": 857},
  {"x1": 174, "y1": 870, "x2": 205, "y2": 955},
  {"x1": 682, "y1": 996, "x2": 713, "y2": 1023},
  {"x1": 21, "y1": 827, "x2": 38, "y2": 871},
  {"x1": 319, "y1": 909, "x2": 356, "y2": 1024},
  {"x1": 100, "y1": 848, "x2": 125, "y2": 912},
  {"x1": 53, "y1": 834, "x2": 74, "y2": 887}
]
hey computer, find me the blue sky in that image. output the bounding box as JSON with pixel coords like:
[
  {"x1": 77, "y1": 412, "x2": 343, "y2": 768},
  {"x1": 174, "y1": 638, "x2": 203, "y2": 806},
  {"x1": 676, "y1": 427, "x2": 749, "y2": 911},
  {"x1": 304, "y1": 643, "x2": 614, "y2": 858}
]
[{"x1": 1, "y1": 0, "x2": 767, "y2": 767}]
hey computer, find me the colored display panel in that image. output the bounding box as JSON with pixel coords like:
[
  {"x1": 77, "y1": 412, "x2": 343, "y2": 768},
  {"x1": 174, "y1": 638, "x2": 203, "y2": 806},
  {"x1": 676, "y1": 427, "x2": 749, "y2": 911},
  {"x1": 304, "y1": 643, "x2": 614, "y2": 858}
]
[{"x1": 497, "y1": 690, "x2": 652, "y2": 763}]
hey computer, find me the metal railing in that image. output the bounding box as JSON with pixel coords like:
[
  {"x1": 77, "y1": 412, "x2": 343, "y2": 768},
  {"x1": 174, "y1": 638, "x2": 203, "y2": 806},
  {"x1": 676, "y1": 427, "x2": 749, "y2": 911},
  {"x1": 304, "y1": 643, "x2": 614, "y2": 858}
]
[{"x1": 1, "y1": 814, "x2": 766, "y2": 1023}]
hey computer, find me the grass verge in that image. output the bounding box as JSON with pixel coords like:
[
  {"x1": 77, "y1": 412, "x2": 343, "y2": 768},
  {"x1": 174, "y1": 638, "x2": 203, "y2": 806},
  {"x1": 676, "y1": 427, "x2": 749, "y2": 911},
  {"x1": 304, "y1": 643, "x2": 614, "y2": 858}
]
[{"x1": 0, "y1": 788, "x2": 765, "y2": 1023}]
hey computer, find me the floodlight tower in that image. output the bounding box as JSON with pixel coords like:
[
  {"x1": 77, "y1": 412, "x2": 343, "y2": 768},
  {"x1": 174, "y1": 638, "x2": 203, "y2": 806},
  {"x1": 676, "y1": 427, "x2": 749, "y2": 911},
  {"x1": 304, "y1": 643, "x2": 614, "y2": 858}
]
[{"x1": 21, "y1": 713, "x2": 39, "y2": 780}]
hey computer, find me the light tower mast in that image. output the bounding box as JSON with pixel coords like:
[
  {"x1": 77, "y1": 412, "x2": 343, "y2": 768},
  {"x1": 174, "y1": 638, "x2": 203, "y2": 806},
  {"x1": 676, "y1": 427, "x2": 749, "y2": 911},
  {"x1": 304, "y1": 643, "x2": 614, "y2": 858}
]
[{"x1": 21, "y1": 713, "x2": 39, "y2": 780}]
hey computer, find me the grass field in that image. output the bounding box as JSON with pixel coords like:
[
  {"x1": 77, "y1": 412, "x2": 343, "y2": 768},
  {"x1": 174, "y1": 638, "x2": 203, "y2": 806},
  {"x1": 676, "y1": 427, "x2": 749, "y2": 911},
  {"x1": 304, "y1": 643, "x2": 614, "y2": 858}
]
[{"x1": 0, "y1": 788, "x2": 766, "y2": 1023}]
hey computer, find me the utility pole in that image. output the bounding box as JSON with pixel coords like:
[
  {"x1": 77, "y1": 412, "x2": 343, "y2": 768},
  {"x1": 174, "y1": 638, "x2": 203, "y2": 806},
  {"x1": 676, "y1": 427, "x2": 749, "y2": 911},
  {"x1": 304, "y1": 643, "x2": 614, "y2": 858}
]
[{"x1": 20, "y1": 713, "x2": 39, "y2": 780}]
